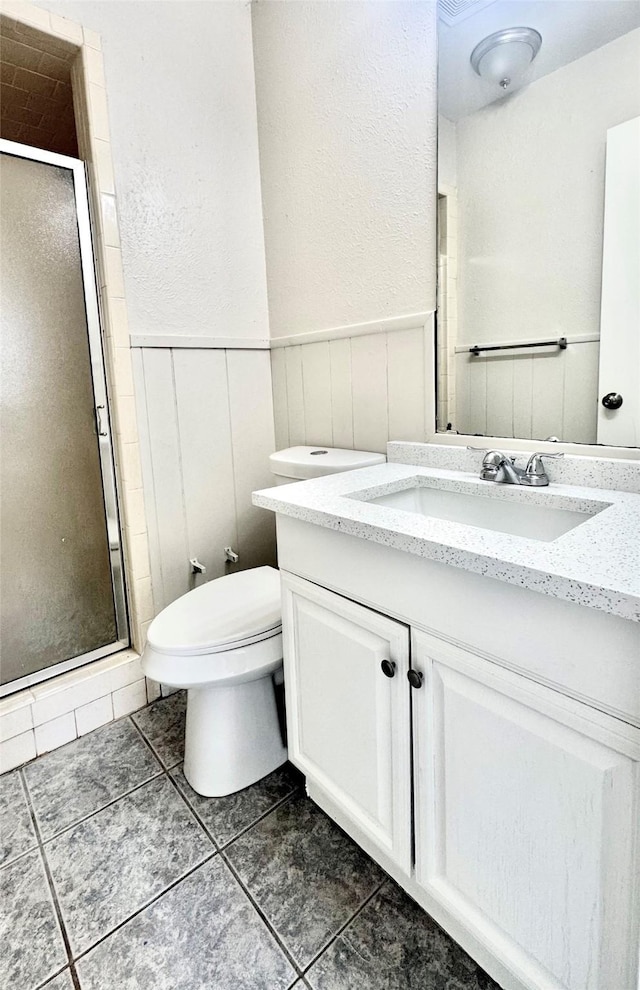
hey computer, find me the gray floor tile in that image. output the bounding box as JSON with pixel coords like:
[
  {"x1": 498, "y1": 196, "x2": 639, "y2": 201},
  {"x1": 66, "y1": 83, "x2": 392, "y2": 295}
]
[
  {"x1": 0, "y1": 769, "x2": 37, "y2": 866},
  {"x1": 42, "y1": 969, "x2": 75, "y2": 989},
  {"x1": 0, "y1": 848, "x2": 67, "y2": 990},
  {"x1": 45, "y1": 775, "x2": 214, "y2": 956},
  {"x1": 75, "y1": 857, "x2": 296, "y2": 990},
  {"x1": 132, "y1": 691, "x2": 186, "y2": 768},
  {"x1": 306, "y1": 881, "x2": 501, "y2": 990},
  {"x1": 172, "y1": 761, "x2": 303, "y2": 846},
  {"x1": 225, "y1": 792, "x2": 385, "y2": 968},
  {"x1": 23, "y1": 719, "x2": 161, "y2": 839}
]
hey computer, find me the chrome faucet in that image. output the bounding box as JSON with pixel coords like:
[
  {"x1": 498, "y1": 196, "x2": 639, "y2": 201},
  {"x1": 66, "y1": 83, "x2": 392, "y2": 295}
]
[{"x1": 468, "y1": 447, "x2": 564, "y2": 487}]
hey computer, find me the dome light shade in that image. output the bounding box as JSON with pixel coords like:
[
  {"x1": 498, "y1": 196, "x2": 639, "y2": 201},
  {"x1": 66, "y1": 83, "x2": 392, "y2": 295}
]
[{"x1": 470, "y1": 27, "x2": 542, "y2": 90}]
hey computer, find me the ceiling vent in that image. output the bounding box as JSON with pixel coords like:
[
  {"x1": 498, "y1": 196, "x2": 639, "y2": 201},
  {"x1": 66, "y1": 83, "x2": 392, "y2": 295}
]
[{"x1": 438, "y1": 0, "x2": 497, "y2": 27}]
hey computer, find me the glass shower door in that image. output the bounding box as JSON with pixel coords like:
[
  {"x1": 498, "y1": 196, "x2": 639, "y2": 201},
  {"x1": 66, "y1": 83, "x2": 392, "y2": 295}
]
[{"x1": 0, "y1": 140, "x2": 128, "y2": 695}]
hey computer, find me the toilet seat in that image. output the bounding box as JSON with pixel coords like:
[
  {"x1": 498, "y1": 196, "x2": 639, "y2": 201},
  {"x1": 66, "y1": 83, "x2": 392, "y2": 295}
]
[
  {"x1": 146, "y1": 565, "x2": 281, "y2": 656},
  {"x1": 142, "y1": 566, "x2": 284, "y2": 689},
  {"x1": 143, "y1": 631, "x2": 284, "y2": 690}
]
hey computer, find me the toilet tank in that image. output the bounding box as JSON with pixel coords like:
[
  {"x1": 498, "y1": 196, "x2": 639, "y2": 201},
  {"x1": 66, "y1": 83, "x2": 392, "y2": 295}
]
[{"x1": 269, "y1": 445, "x2": 386, "y2": 485}]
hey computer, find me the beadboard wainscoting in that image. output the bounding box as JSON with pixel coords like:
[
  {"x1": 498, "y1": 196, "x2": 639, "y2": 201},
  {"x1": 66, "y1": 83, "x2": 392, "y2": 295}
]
[
  {"x1": 271, "y1": 316, "x2": 435, "y2": 455},
  {"x1": 132, "y1": 347, "x2": 277, "y2": 614},
  {"x1": 454, "y1": 338, "x2": 600, "y2": 444}
]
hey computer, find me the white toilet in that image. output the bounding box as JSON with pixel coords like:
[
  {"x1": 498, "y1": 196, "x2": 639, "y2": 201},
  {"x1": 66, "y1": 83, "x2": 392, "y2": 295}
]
[{"x1": 142, "y1": 445, "x2": 385, "y2": 797}]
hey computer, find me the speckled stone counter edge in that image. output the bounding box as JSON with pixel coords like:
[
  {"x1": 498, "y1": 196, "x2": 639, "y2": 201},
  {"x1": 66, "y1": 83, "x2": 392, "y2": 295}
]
[{"x1": 387, "y1": 443, "x2": 640, "y2": 494}]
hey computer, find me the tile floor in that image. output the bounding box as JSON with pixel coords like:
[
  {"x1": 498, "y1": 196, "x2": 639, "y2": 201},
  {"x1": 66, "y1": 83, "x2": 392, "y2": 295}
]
[{"x1": 1, "y1": 691, "x2": 501, "y2": 990}]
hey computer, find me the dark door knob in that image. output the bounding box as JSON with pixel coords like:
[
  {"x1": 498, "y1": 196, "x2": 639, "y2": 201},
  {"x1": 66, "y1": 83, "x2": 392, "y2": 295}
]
[
  {"x1": 380, "y1": 659, "x2": 396, "y2": 678},
  {"x1": 407, "y1": 669, "x2": 424, "y2": 689},
  {"x1": 602, "y1": 392, "x2": 623, "y2": 410}
]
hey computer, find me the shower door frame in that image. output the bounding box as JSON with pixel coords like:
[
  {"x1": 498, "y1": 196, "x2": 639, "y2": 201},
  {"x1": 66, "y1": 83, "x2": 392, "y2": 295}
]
[{"x1": 1, "y1": 138, "x2": 129, "y2": 697}]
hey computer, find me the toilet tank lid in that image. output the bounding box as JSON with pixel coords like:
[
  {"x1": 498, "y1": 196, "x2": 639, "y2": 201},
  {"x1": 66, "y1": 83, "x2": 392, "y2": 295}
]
[
  {"x1": 146, "y1": 566, "x2": 281, "y2": 656},
  {"x1": 269, "y1": 445, "x2": 386, "y2": 480}
]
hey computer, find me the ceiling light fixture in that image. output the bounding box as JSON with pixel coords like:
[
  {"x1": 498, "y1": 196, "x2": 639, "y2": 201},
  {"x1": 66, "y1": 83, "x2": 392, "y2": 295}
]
[{"x1": 470, "y1": 27, "x2": 542, "y2": 91}]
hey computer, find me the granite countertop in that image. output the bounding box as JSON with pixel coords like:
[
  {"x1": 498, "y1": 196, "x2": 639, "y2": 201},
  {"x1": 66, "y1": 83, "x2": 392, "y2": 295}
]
[{"x1": 253, "y1": 463, "x2": 640, "y2": 622}]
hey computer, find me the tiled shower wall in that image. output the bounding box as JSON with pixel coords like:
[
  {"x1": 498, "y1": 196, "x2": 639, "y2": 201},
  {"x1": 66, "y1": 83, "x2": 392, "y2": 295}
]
[{"x1": 270, "y1": 318, "x2": 435, "y2": 457}]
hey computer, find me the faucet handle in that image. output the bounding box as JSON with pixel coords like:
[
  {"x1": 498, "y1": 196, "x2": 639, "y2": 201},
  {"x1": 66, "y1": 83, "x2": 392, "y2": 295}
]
[
  {"x1": 467, "y1": 446, "x2": 512, "y2": 463},
  {"x1": 525, "y1": 451, "x2": 564, "y2": 476}
]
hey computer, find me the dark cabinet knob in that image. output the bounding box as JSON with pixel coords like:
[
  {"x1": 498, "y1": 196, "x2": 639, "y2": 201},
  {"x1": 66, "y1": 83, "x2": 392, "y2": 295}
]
[
  {"x1": 602, "y1": 392, "x2": 623, "y2": 410},
  {"x1": 407, "y1": 669, "x2": 424, "y2": 689},
  {"x1": 380, "y1": 659, "x2": 396, "y2": 678}
]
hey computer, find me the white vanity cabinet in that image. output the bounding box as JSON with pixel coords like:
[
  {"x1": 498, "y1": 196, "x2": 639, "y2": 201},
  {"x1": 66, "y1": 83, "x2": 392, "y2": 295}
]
[
  {"x1": 280, "y1": 567, "x2": 640, "y2": 990},
  {"x1": 412, "y1": 630, "x2": 639, "y2": 990},
  {"x1": 281, "y1": 573, "x2": 412, "y2": 873}
]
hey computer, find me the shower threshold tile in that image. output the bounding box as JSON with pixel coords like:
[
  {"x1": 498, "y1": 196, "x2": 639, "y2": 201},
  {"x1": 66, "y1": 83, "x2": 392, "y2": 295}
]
[
  {"x1": 23, "y1": 717, "x2": 161, "y2": 838},
  {"x1": 171, "y1": 761, "x2": 303, "y2": 846},
  {"x1": 0, "y1": 769, "x2": 37, "y2": 866},
  {"x1": 132, "y1": 691, "x2": 186, "y2": 768},
  {"x1": 225, "y1": 792, "x2": 385, "y2": 968},
  {"x1": 75, "y1": 857, "x2": 296, "y2": 990},
  {"x1": 45, "y1": 775, "x2": 214, "y2": 956},
  {"x1": 0, "y1": 848, "x2": 67, "y2": 990}
]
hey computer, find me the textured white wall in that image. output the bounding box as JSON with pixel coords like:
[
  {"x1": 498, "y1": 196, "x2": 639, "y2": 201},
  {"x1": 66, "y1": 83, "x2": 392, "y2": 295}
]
[
  {"x1": 455, "y1": 28, "x2": 640, "y2": 348},
  {"x1": 253, "y1": 0, "x2": 438, "y2": 338},
  {"x1": 40, "y1": 0, "x2": 270, "y2": 340},
  {"x1": 32, "y1": 0, "x2": 277, "y2": 615}
]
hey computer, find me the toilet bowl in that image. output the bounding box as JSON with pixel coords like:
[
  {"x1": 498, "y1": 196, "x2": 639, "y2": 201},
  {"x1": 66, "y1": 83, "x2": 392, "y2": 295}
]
[
  {"x1": 142, "y1": 445, "x2": 386, "y2": 797},
  {"x1": 142, "y1": 566, "x2": 284, "y2": 797}
]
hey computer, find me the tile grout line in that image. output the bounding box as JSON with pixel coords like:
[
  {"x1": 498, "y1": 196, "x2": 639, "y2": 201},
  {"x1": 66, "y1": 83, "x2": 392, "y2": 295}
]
[
  {"x1": 19, "y1": 766, "x2": 77, "y2": 983},
  {"x1": 11, "y1": 702, "x2": 387, "y2": 990},
  {"x1": 33, "y1": 961, "x2": 82, "y2": 990},
  {"x1": 162, "y1": 766, "x2": 223, "y2": 854},
  {"x1": 36, "y1": 764, "x2": 164, "y2": 845},
  {"x1": 218, "y1": 787, "x2": 390, "y2": 979},
  {"x1": 164, "y1": 769, "x2": 312, "y2": 976},
  {"x1": 32, "y1": 965, "x2": 73, "y2": 990},
  {"x1": 37, "y1": 776, "x2": 219, "y2": 967},
  {"x1": 219, "y1": 843, "x2": 303, "y2": 978},
  {"x1": 161, "y1": 771, "x2": 303, "y2": 977},
  {"x1": 301, "y1": 878, "x2": 388, "y2": 979},
  {"x1": 0, "y1": 764, "x2": 39, "y2": 873},
  {"x1": 12, "y1": 694, "x2": 383, "y2": 988},
  {"x1": 128, "y1": 705, "x2": 182, "y2": 771},
  {"x1": 12, "y1": 706, "x2": 179, "y2": 979},
  {"x1": 217, "y1": 785, "x2": 302, "y2": 852},
  {"x1": 70, "y1": 849, "x2": 218, "y2": 967}
]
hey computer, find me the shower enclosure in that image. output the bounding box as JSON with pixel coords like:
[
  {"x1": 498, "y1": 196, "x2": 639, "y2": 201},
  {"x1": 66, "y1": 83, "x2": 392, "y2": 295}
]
[{"x1": 0, "y1": 139, "x2": 128, "y2": 696}]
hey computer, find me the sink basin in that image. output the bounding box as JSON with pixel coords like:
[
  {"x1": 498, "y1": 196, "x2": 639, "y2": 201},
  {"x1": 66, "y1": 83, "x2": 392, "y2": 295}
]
[{"x1": 363, "y1": 483, "x2": 599, "y2": 542}]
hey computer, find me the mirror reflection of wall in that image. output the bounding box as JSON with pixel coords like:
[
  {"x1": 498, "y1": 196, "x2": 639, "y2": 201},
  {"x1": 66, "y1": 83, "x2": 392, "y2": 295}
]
[{"x1": 437, "y1": 0, "x2": 640, "y2": 448}]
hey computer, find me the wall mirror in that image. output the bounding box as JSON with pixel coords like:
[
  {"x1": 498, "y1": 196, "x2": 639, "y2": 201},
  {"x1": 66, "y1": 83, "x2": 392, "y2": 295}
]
[{"x1": 436, "y1": 0, "x2": 640, "y2": 449}]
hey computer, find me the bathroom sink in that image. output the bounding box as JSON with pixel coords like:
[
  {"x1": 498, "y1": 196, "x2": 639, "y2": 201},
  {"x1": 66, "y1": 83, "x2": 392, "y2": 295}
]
[{"x1": 362, "y1": 483, "x2": 598, "y2": 542}]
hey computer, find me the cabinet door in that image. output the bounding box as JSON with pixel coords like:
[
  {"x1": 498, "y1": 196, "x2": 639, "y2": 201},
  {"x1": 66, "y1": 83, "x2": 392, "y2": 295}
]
[
  {"x1": 412, "y1": 630, "x2": 640, "y2": 990},
  {"x1": 281, "y1": 572, "x2": 412, "y2": 872}
]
